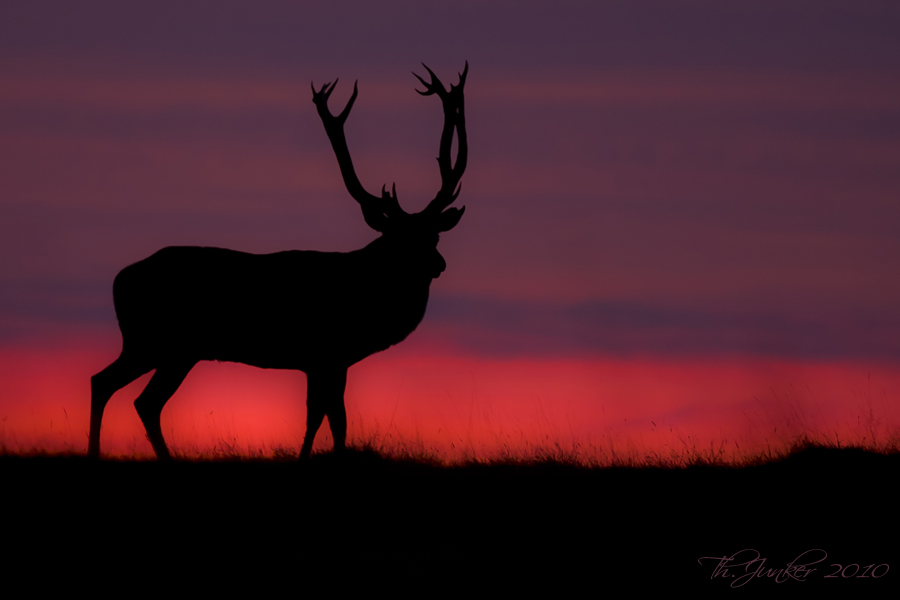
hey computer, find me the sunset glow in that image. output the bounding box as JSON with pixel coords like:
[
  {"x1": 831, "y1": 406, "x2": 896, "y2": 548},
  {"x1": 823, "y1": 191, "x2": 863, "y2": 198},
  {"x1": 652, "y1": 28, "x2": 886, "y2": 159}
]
[{"x1": 3, "y1": 338, "x2": 897, "y2": 463}]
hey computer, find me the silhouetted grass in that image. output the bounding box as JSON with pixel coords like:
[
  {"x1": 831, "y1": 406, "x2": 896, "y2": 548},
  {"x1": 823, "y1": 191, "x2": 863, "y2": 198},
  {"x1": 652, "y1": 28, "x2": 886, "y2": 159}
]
[
  {"x1": 4, "y1": 426, "x2": 899, "y2": 467},
  {"x1": 3, "y1": 400, "x2": 898, "y2": 595},
  {"x1": 2, "y1": 436, "x2": 897, "y2": 593}
]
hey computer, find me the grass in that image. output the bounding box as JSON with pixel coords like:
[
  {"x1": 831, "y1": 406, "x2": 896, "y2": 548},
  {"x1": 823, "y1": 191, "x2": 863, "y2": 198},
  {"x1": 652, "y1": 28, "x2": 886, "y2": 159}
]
[
  {"x1": 6, "y1": 426, "x2": 895, "y2": 470},
  {"x1": 3, "y1": 428, "x2": 897, "y2": 592}
]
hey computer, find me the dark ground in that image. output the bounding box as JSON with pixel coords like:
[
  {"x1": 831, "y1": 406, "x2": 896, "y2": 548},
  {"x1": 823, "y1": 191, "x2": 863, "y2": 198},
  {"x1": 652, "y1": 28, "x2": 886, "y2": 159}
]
[{"x1": 2, "y1": 445, "x2": 896, "y2": 595}]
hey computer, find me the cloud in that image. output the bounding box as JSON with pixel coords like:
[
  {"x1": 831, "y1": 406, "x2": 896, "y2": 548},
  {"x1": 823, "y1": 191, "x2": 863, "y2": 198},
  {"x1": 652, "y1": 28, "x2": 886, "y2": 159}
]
[{"x1": 424, "y1": 294, "x2": 900, "y2": 360}]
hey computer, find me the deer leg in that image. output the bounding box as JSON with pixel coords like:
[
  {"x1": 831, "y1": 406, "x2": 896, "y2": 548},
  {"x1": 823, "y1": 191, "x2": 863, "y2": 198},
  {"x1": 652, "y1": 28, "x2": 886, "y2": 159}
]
[
  {"x1": 324, "y1": 369, "x2": 348, "y2": 454},
  {"x1": 133, "y1": 363, "x2": 193, "y2": 461},
  {"x1": 89, "y1": 353, "x2": 152, "y2": 458},
  {"x1": 299, "y1": 368, "x2": 347, "y2": 459}
]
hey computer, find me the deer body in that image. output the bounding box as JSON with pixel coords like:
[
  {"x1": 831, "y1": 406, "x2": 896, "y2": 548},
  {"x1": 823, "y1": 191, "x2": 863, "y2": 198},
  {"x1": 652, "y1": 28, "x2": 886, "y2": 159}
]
[
  {"x1": 114, "y1": 243, "x2": 434, "y2": 371},
  {"x1": 88, "y1": 63, "x2": 468, "y2": 460}
]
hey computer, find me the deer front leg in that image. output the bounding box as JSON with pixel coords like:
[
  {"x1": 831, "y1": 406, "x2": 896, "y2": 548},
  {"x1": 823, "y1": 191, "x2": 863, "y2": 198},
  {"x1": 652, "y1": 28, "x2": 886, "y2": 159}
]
[{"x1": 300, "y1": 368, "x2": 348, "y2": 459}]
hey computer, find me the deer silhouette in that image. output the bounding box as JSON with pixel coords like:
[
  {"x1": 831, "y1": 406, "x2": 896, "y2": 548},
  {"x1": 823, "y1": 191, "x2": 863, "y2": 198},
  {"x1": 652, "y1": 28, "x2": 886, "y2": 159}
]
[{"x1": 88, "y1": 63, "x2": 468, "y2": 460}]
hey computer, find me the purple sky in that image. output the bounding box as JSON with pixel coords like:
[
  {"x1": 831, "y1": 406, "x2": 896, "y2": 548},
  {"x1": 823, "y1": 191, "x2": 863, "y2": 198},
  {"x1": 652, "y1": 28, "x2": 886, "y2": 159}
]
[{"x1": 2, "y1": 0, "x2": 900, "y2": 360}]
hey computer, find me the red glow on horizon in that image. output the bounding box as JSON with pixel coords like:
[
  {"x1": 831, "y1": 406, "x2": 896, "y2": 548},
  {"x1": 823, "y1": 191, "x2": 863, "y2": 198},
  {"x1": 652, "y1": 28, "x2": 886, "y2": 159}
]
[{"x1": 2, "y1": 340, "x2": 898, "y2": 463}]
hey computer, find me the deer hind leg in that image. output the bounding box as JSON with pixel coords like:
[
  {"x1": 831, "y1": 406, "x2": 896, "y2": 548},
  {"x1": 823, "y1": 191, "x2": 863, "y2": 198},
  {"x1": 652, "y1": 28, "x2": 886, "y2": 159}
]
[
  {"x1": 299, "y1": 368, "x2": 348, "y2": 459},
  {"x1": 89, "y1": 352, "x2": 152, "y2": 458},
  {"x1": 133, "y1": 363, "x2": 193, "y2": 461}
]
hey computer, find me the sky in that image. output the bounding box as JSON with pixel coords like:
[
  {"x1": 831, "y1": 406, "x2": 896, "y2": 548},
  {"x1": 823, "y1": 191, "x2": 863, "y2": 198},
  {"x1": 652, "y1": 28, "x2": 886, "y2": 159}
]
[{"x1": 2, "y1": 1, "x2": 899, "y2": 459}]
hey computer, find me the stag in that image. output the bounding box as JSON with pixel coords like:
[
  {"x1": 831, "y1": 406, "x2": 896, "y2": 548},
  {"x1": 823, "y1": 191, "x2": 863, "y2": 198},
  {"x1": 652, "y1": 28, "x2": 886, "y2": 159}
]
[{"x1": 88, "y1": 63, "x2": 468, "y2": 460}]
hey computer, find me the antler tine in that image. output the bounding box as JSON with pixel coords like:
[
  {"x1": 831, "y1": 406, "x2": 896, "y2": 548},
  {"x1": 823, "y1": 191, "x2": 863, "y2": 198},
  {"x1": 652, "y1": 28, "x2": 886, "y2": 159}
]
[
  {"x1": 381, "y1": 183, "x2": 402, "y2": 213},
  {"x1": 337, "y1": 81, "x2": 358, "y2": 122},
  {"x1": 412, "y1": 72, "x2": 430, "y2": 95},
  {"x1": 456, "y1": 61, "x2": 468, "y2": 89},
  {"x1": 312, "y1": 79, "x2": 358, "y2": 124},
  {"x1": 311, "y1": 79, "x2": 336, "y2": 103},
  {"x1": 413, "y1": 64, "x2": 447, "y2": 97}
]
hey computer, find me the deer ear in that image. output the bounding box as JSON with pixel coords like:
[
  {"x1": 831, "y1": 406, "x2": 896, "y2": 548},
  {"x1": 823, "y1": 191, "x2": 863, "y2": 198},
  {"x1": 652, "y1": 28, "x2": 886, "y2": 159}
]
[
  {"x1": 436, "y1": 206, "x2": 465, "y2": 232},
  {"x1": 362, "y1": 206, "x2": 390, "y2": 232}
]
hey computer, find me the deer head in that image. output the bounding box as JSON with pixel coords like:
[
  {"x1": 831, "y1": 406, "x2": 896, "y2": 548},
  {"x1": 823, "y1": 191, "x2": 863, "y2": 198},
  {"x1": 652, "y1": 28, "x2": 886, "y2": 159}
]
[{"x1": 312, "y1": 62, "x2": 468, "y2": 279}]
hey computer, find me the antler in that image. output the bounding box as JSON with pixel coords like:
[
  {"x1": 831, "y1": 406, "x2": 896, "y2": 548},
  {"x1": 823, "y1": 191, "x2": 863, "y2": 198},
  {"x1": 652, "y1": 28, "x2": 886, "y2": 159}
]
[
  {"x1": 415, "y1": 62, "x2": 468, "y2": 220},
  {"x1": 312, "y1": 79, "x2": 403, "y2": 232}
]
